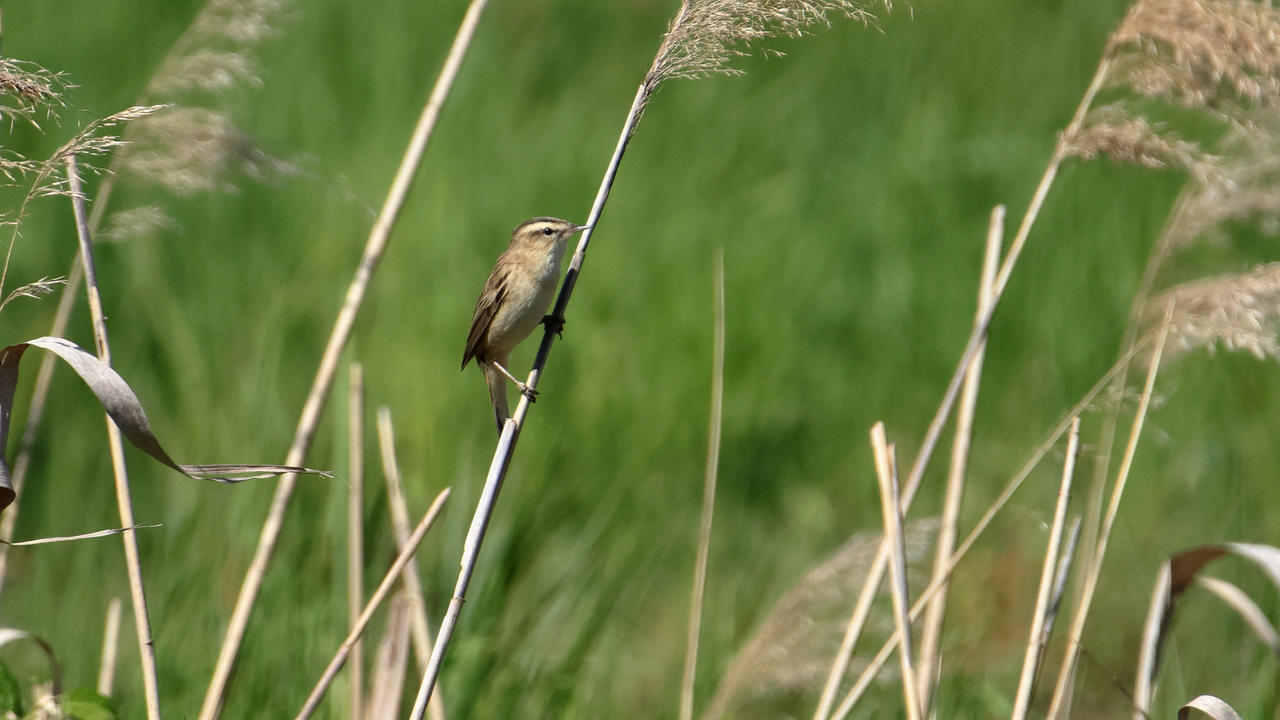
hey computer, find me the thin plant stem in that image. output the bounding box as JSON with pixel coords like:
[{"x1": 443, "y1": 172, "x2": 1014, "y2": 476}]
[
  {"x1": 375, "y1": 407, "x2": 447, "y2": 720},
  {"x1": 1045, "y1": 307, "x2": 1172, "y2": 720},
  {"x1": 870, "y1": 425, "x2": 921, "y2": 720},
  {"x1": 679, "y1": 246, "x2": 725, "y2": 720},
  {"x1": 1011, "y1": 417, "x2": 1081, "y2": 720},
  {"x1": 916, "y1": 205, "x2": 1003, "y2": 710},
  {"x1": 97, "y1": 596, "x2": 122, "y2": 696},
  {"x1": 293, "y1": 488, "x2": 451, "y2": 720},
  {"x1": 347, "y1": 363, "x2": 366, "y2": 720},
  {"x1": 197, "y1": 2, "x2": 490, "y2": 716},
  {"x1": 67, "y1": 156, "x2": 162, "y2": 720},
  {"x1": 818, "y1": 58, "x2": 1112, "y2": 719},
  {"x1": 407, "y1": 80, "x2": 649, "y2": 720},
  {"x1": 829, "y1": 340, "x2": 1151, "y2": 720}
]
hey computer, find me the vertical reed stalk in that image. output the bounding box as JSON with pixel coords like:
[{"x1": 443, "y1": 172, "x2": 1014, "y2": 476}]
[
  {"x1": 1045, "y1": 307, "x2": 1171, "y2": 720},
  {"x1": 97, "y1": 597, "x2": 122, "y2": 696},
  {"x1": 916, "y1": 206, "x2": 1004, "y2": 710},
  {"x1": 346, "y1": 363, "x2": 366, "y2": 720},
  {"x1": 198, "y1": 3, "x2": 490, "y2": 716},
  {"x1": 66, "y1": 156, "x2": 162, "y2": 720},
  {"x1": 679, "y1": 247, "x2": 726, "y2": 720},
  {"x1": 375, "y1": 407, "x2": 447, "y2": 720},
  {"x1": 820, "y1": 58, "x2": 1112, "y2": 718},
  {"x1": 1010, "y1": 418, "x2": 1081, "y2": 720},
  {"x1": 870, "y1": 424, "x2": 921, "y2": 720},
  {"x1": 831, "y1": 342, "x2": 1147, "y2": 720}
]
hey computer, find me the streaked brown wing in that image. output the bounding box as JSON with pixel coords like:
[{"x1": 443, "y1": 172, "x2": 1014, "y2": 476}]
[{"x1": 461, "y1": 266, "x2": 508, "y2": 369}]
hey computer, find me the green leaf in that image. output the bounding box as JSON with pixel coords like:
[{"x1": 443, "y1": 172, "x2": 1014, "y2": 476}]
[
  {"x1": 59, "y1": 688, "x2": 116, "y2": 720},
  {"x1": 0, "y1": 660, "x2": 24, "y2": 715}
]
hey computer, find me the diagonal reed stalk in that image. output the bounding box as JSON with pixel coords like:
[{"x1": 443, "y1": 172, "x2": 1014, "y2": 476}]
[
  {"x1": 679, "y1": 246, "x2": 726, "y2": 720},
  {"x1": 197, "y1": 2, "x2": 491, "y2": 717},
  {"x1": 1010, "y1": 417, "x2": 1081, "y2": 720},
  {"x1": 294, "y1": 488, "x2": 450, "y2": 720},
  {"x1": 66, "y1": 156, "x2": 162, "y2": 720},
  {"x1": 406, "y1": 78, "x2": 648, "y2": 720},
  {"x1": 346, "y1": 363, "x2": 366, "y2": 720},
  {"x1": 870, "y1": 424, "x2": 922, "y2": 720},
  {"x1": 1044, "y1": 305, "x2": 1172, "y2": 720},
  {"x1": 915, "y1": 205, "x2": 1003, "y2": 712},
  {"x1": 375, "y1": 407, "x2": 447, "y2": 720},
  {"x1": 411, "y1": 4, "x2": 884, "y2": 715}
]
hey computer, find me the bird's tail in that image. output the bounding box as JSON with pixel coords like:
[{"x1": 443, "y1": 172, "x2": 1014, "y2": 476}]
[{"x1": 483, "y1": 361, "x2": 509, "y2": 435}]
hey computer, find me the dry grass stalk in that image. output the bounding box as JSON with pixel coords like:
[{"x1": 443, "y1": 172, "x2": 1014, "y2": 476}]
[
  {"x1": 1045, "y1": 307, "x2": 1172, "y2": 720},
  {"x1": 347, "y1": 363, "x2": 366, "y2": 720},
  {"x1": 1065, "y1": 104, "x2": 1219, "y2": 180},
  {"x1": 0, "y1": 58, "x2": 67, "y2": 129},
  {"x1": 702, "y1": 520, "x2": 938, "y2": 720},
  {"x1": 374, "y1": 408, "x2": 446, "y2": 720},
  {"x1": 293, "y1": 488, "x2": 451, "y2": 720},
  {"x1": 915, "y1": 205, "x2": 1003, "y2": 712},
  {"x1": 870, "y1": 424, "x2": 921, "y2": 720},
  {"x1": 829, "y1": 341, "x2": 1152, "y2": 720},
  {"x1": 646, "y1": 0, "x2": 877, "y2": 88},
  {"x1": 1010, "y1": 418, "x2": 1081, "y2": 720},
  {"x1": 679, "y1": 247, "x2": 726, "y2": 720},
  {"x1": 0, "y1": 105, "x2": 163, "y2": 300},
  {"x1": 1148, "y1": 262, "x2": 1280, "y2": 360},
  {"x1": 416, "y1": 3, "x2": 888, "y2": 716},
  {"x1": 146, "y1": 0, "x2": 282, "y2": 99},
  {"x1": 66, "y1": 156, "x2": 162, "y2": 720},
  {"x1": 96, "y1": 597, "x2": 122, "y2": 696},
  {"x1": 120, "y1": 108, "x2": 297, "y2": 195},
  {"x1": 1107, "y1": 0, "x2": 1280, "y2": 113},
  {"x1": 199, "y1": 2, "x2": 492, "y2": 716}
]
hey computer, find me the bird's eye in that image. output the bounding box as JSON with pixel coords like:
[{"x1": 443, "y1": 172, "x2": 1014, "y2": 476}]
[{"x1": 542, "y1": 226, "x2": 554, "y2": 236}]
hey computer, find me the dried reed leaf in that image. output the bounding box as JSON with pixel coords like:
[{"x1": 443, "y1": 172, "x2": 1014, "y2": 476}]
[
  {"x1": 1, "y1": 523, "x2": 161, "y2": 547},
  {"x1": 120, "y1": 107, "x2": 298, "y2": 195},
  {"x1": 1133, "y1": 543, "x2": 1280, "y2": 718},
  {"x1": 0, "y1": 336, "x2": 330, "y2": 515},
  {"x1": 1146, "y1": 263, "x2": 1280, "y2": 360},
  {"x1": 1178, "y1": 695, "x2": 1243, "y2": 720},
  {"x1": 700, "y1": 519, "x2": 937, "y2": 720},
  {"x1": 1194, "y1": 576, "x2": 1280, "y2": 656},
  {"x1": 646, "y1": 0, "x2": 879, "y2": 88},
  {"x1": 1108, "y1": 0, "x2": 1280, "y2": 112}
]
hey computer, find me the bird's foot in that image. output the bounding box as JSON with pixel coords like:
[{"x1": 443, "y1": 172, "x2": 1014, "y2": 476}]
[
  {"x1": 516, "y1": 381, "x2": 539, "y2": 402},
  {"x1": 542, "y1": 314, "x2": 565, "y2": 338}
]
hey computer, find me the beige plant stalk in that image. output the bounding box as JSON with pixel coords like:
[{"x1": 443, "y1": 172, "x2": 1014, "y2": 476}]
[{"x1": 199, "y1": 2, "x2": 492, "y2": 716}]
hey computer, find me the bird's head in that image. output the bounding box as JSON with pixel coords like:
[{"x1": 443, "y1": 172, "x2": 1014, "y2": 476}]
[{"x1": 511, "y1": 217, "x2": 590, "y2": 249}]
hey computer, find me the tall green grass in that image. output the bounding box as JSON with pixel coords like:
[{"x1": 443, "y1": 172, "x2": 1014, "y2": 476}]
[{"x1": 2, "y1": 0, "x2": 1279, "y2": 717}]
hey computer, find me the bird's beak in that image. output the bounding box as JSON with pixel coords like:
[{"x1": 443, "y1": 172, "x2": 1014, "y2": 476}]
[{"x1": 573, "y1": 224, "x2": 592, "y2": 234}]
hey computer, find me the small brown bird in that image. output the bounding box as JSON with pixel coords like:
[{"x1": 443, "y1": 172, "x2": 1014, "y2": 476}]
[{"x1": 462, "y1": 217, "x2": 589, "y2": 433}]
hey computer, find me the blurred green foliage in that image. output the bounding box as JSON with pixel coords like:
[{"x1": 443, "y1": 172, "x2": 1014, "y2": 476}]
[{"x1": 1, "y1": 0, "x2": 1278, "y2": 718}]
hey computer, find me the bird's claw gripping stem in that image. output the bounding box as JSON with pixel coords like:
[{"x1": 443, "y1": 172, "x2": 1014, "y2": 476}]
[{"x1": 542, "y1": 314, "x2": 565, "y2": 338}]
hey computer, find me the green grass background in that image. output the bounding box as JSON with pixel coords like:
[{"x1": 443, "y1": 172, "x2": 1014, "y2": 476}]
[{"x1": 2, "y1": 0, "x2": 1279, "y2": 717}]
